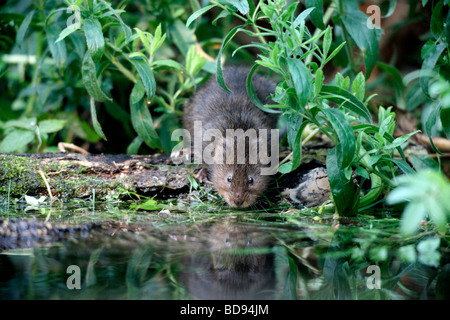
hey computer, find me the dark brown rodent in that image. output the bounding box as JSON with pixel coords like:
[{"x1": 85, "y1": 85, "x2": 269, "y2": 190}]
[{"x1": 183, "y1": 67, "x2": 279, "y2": 208}]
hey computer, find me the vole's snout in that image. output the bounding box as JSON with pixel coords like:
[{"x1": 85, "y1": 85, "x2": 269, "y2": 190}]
[{"x1": 232, "y1": 191, "x2": 245, "y2": 208}]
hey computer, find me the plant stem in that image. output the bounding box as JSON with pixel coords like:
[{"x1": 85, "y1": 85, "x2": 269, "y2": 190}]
[{"x1": 105, "y1": 51, "x2": 138, "y2": 83}]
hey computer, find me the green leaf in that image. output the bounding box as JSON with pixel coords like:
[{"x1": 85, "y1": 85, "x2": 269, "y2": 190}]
[
  {"x1": 55, "y1": 23, "x2": 80, "y2": 44},
  {"x1": 293, "y1": 7, "x2": 315, "y2": 27},
  {"x1": 341, "y1": 10, "x2": 379, "y2": 78},
  {"x1": 321, "y1": 108, "x2": 356, "y2": 169},
  {"x1": 291, "y1": 120, "x2": 309, "y2": 171},
  {"x1": 127, "y1": 136, "x2": 143, "y2": 154},
  {"x1": 24, "y1": 195, "x2": 46, "y2": 206},
  {"x1": 322, "y1": 26, "x2": 332, "y2": 59},
  {"x1": 387, "y1": 158, "x2": 416, "y2": 175},
  {"x1": 305, "y1": 0, "x2": 325, "y2": 29},
  {"x1": 351, "y1": 72, "x2": 365, "y2": 102},
  {"x1": 84, "y1": 18, "x2": 105, "y2": 62},
  {"x1": 16, "y1": 10, "x2": 34, "y2": 48},
  {"x1": 38, "y1": 119, "x2": 67, "y2": 134},
  {"x1": 324, "y1": 41, "x2": 346, "y2": 65},
  {"x1": 186, "y1": 4, "x2": 216, "y2": 28},
  {"x1": 319, "y1": 85, "x2": 372, "y2": 123},
  {"x1": 150, "y1": 24, "x2": 166, "y2": 57},
  {"x1": 430, "y1": 0, "x2": 444, "y2": 38},
  {"x1": 130, "y1": 199, "x2": 163, "y2": 211},
  {"x1": 326, "y1": 147, "x2": 358, "y2": 215},
  {"x1": 420, "y1": 42, "x2": 446, "y2": 95},
  {"x1": 0, "y1": 129, "x2": 35, "y2": 153},
  {"x1": 129, "y1": 56, "x2": 156, "y2": 99},
  {"x1": 134, "y1": 28, "x2": 152, "y2": 56},
  {"x1": 383, "y1": 0, "x2": 397, "y2": 18},
  {"x1": 383, "y1": 130, "x2": 420, "y2": 150},
  {"x1": 377, "y1": 61, "x2": 406, "y2": 109},
  {"x1": 417, "y1": 238, "x2": 441, "y2": 267},
  {"x1": 217, "y1": 23, "x2": 248, "y2": 92},
  {"x1": 82, "y1": 52, "x2": 112, "y2": 102},
  {"x1": 314, "y1": 68, "x2": 323, "y2": 97},
  {"x1": 99, "y1": 0, "x2": 132, "y2": 41},
  {"x1": 246, "y1": 64, "x2": 281, "y2": 114},
  {"x1": 130, "y1": 80, "x2": 161, "y2": 150},
  {"x1": 47, "y1": 25, "x2": 67, "y2": 68},
  {"x1": 225, "y1": 0, "x2": 249, "y2": 15},
  {"x1": 440, "y1": 106, "x2": 450, "y2": 139},
  {"x1": 286, "y1": 58, "x2": 312, "y2": 109},
  {"x1": 425, "y1": 102, "x2": 444, "y2": 154},
  {"x1": 352, "y1": 124, "x2": 407, "y2": 160},
  {"x1": 89, "y1": 96, "x2": 107, "y2": 141}
]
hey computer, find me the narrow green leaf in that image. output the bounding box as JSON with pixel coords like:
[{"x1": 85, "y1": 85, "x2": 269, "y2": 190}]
[
  {"x1": 16, "y1": 10, "x2": 34, "y2": 48},
  {"x1": 99, "y1": 0, "x2": 132, "y2": 41},
  {"x1": 246, "y1": 64, "x2": 281, "y2": 114},
  {"x1": 341, "y1": 11, "x2": 379, "y2": 78},
  {"x1": 130, "y1": 80, "x2": 161, "y2": 150},
  {"x1": 293, "y1": 7, "x2": 315, "y2": 28},
  {"x1": 305, "y1": 0, "x2": 325, "y2": 29},
  {"x1": 440, "y1": 106, "x2": 450, "y2": 139},
  {"x1": 89, "y1": 97, "x2": 107, "y2": 140},
  {"x1": 322, "y1": 27, "x2": 332, "y2": 59},
  {"x1": 387, "y1": 158, "x2": 416, "y2": 175},
  {"x1": 217, "y1": 23, "x2": 248, "y2": 92},
  {"x1": 383, "y1": 130, "x2": 420, "y2": 150},
  {"x1": 320, "y1": 85, "x2": 372, "y2": 123},
  {"x1": 321, "y1": 108, "x2": 356, "y2": 169},
  {"x1": 425, "y1": 102, "x2": 444, "y2": 155},
  {"x1": 400, "y1": 201, "x2": 427, "y2": 235},
  {"x1": 286, "y1": 58, "x2": 312, "y2": 109},
  {"x1": 326, "y1": 147, "x2": 358, "y2": 215},
  {"x1": 314, "y1": 68, "x2": 323, "y2": 97},
  {"x1": 383, "y1": 0, "x2": 397, "y2": 18},
  {"x1": 38, "y1": 119, "x2": 67, "y2": 134},
  {"x1": 225, "y1": 0, "x2": 250, "y2": 15},
  {"x1": 324, "y1": 41, "x2": 346, "y2": 65},
  {"x1": 82, "y1": 52, "x2": 112, "y2": 102},
  {"x1": 129, "y1": 56, "x2": 156, "y2": 99},
  {"x1": 351, "y1": 72, "x2": 365, "y2": 102},
  {"x1": 352, "y1": 123, "x2": 407, "y2": 160},
  {"x1": 430, "y1": 0, "x2": 444, "y2": 38},
  {"x1": 0, "y1": 129, "x2": 35, "y2": 153},
  {"x1": 84, "y1": 18, "x2": 105, "y2": 62},
  {"x1": 420, "y1": 42, "x2": 446, "y2": 95},
  {"x1": 377, "y1": 61, "x2": 406, "y2": 109},
  {"x1": 55, "y1": 23, "x2": 80, "y2": 43},
  {"x1": 134, "y1": 28, "x2": 152, "y2": 56},
  {"x1": 186, "y1": 4, "x2": 216, "y2": 28},
  {"x1": 47, "y1": 25, "x2": 67, "y2": 68},
  {"x1": 291, "y1": 120, "x2": 309, "y2": 171}
]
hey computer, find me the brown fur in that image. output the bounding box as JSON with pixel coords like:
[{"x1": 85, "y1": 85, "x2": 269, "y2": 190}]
[{"x1": 183, "y1": 67, "x2": 279, "y2": 208}]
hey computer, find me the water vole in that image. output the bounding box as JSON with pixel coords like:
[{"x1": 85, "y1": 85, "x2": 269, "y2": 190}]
[{"x1": 183, "y1": 67, "x2": 279, "y2": 208}]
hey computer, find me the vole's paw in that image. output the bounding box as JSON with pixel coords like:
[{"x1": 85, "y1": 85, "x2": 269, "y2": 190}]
[{"x1": 196, "y1": 167, "x2": 209, "y2": 183}]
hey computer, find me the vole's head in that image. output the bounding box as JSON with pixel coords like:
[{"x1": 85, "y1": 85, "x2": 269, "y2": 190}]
[{"x1": 211, "y1": 164, "x2": 270, "y2": 208}]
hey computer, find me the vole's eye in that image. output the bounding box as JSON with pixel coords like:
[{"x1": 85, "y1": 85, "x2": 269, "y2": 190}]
[
  {"x1": 227, "y1": 175, "x2": 232, "y2": 183},
  {"x1": 248, "y1": 176, "x2": 254, "y2": 185}
]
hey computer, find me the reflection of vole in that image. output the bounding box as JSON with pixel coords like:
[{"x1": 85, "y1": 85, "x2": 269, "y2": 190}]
[
  {"x1": 183, "y1": 67, "x2": 279, "y2": 208},
  {"x1": 179, "y1": 220, "x2": 276, "y2": 300}
]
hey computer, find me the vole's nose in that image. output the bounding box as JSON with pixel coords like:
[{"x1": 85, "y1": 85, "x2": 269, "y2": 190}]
[
  {"x1": 233, "y1": 192, "x2": 245, "y2": 207},
  {"x1": 234, "y1": 199, "x2": 244, "y2": 207}
]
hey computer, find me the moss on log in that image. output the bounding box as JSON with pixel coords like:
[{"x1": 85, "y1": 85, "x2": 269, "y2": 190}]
[{"x1": 0, "y1": 153, "x2": 194, "y2": 200}]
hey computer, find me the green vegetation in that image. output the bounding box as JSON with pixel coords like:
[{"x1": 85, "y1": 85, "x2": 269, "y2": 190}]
[{"x1": 0, "y1": 0, "x2": 449, "y2": 297}]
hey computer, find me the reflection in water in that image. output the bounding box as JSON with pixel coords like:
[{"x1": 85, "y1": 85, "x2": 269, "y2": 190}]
[
  {"x1": 0, "y1": 217, "x2": 448, "y2": 300},
  {"x1": 179, "y1": 220, "x2": 277, "y2": 299}
]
